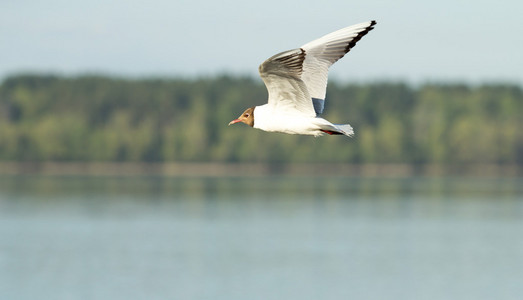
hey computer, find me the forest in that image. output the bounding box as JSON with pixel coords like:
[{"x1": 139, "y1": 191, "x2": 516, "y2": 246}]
[{"x1": 0, "y1": 74, "x2": 522, "y2": 166}]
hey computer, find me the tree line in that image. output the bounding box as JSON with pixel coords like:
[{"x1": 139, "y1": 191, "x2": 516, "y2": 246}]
[{"x1": 0, "y1": 74, "x2": 521, "y2": 165}]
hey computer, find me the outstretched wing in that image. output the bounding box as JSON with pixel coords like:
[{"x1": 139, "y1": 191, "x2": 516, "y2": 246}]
[
  {"x1": 258, "y1": 48, "x2": 316, "y2": 117},
  {"x1": 258, "y1": 21, "x2": 376, "y2": 117},
  {"x1": 301, "y1": 20, "x2": 376, "y2": 115}
]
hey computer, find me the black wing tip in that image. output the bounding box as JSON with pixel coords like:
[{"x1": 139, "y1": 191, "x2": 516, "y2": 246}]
[
  {"x1": 344, "y1": 20, "x2": 377, "y2": 53},
  {"x1": 367, "y1": 20, "x2": 377, "y2": 32}
]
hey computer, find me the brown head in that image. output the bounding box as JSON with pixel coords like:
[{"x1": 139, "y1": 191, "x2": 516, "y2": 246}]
[{"x1": 228, "y1": 107, "x2": 255, "y2": 127}]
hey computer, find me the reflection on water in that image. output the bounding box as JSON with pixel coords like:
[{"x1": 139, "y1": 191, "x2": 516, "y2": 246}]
[{"x1": 1, "y1": 175, "x2": 523, "y2": 300}]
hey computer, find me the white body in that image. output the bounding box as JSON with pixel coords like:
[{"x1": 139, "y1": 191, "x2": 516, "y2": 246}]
[{"x1": 253, "y1": 104, "x2": 353, "y2": 137}]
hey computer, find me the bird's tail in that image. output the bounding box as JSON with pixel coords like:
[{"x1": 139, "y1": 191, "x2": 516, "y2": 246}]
[
  {"x1": 335, "y1": 124, "x2": 354, "y2": 137},
  {"x1": 319, "y1": 123, "x2": 354, "y2": 137}
]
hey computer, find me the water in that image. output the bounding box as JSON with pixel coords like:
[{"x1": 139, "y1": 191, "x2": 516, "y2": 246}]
[{"x1": 1, "y1": 175, "x2": 522, "y2": 300}]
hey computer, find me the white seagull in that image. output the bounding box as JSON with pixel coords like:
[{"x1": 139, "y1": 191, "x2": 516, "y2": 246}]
[{"x1": 229, "y1": 20, "x2": 377, "y2": 137}]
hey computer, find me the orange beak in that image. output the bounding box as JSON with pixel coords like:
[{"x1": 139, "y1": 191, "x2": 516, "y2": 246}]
[{"x1": 228, "y1": 119, "x2": 241, "y2": 126}]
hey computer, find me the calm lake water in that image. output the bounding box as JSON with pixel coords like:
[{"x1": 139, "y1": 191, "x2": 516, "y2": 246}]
[{"x1": 1, "y1": 175, "x2": 522, "y2": 300}]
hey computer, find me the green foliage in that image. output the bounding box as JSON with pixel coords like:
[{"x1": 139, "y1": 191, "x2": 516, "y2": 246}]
[{"x1": 0, "y1": 74, "x2": 522, "y2": 164}]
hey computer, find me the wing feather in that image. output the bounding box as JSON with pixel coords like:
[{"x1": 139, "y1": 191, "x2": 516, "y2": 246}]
[
  {"x1": 258, "y1": 48, "x2": 316, "y2": 116},
  {"x1": 301, "y1": 21, "x2": 376, "y2": 107},
  {"x1": 257, "y1": 21, "x2": 376, "y2": 117}
]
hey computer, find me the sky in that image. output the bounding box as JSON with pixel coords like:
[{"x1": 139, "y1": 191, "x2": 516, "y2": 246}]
[{"x1": 1, "y1": 0, "x2": 522, "y2": 85}]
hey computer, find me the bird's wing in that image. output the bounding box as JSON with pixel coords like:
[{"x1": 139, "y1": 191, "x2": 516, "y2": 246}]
[
  {"x1": 258, "y1": 48, "x2": 316, "y2": 117},
  {"x1": 258, "y1": 21, "x2": 376, "y2": 117},
  {"x1": 300, "y1": 20, "x2": 376, "y2": 115}
]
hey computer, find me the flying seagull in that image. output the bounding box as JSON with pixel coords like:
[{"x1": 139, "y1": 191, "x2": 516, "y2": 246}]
[{"x1": 229, "y1": 20, "x2": 377, "y2": 137}]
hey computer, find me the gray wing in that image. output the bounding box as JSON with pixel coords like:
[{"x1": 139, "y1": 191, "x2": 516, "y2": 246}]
[
  {"x1": 258, "y1": 48, "x2": 317, "y2": 117},
  {"x1": 258, "y1": 21, "x2": 376, "y2": 117},
  {"x1": 300, "y1": 21, "x2": 376, "y2": 115}
]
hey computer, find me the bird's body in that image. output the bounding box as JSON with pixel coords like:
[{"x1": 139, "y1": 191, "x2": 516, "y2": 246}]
[
  {"x1": 229, "y1": 20, "x2": 377, "y2": 137},
  {"x1": 253, "y1": 104, "x2": 352, "y2": 137}
]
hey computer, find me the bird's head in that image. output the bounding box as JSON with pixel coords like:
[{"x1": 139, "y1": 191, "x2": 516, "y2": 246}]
[{"x1": 228, "y1": 107, "x2": 255, "y2": 127}]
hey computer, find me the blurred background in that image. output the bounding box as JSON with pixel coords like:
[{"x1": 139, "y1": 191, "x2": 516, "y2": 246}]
[{"x1": 1, "y1": 1, "x2": 523, "y2": 299}]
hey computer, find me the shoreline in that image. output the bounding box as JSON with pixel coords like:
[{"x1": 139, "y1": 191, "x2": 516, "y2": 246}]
[{"x1": 0, "y1": 162, "x2": 521, "y2": 177}]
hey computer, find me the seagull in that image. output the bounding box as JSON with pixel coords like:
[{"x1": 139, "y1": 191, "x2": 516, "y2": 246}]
[{"x1": 228, "y1": 20, "x2": 377, "y2": 137}]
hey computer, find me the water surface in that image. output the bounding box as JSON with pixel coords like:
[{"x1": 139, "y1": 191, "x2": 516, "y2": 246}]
[{"x1": 1, "y1": 176, "x2": 522, "y2": 300}]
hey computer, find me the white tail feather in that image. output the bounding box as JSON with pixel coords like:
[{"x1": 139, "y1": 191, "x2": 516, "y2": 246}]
[{"x1": 336, "y1": 124, "x2": 354, "y2": 137}]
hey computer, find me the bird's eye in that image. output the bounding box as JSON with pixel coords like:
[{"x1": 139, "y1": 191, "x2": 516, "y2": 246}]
[{"x1": 244, "y1": 113, "x2": 250, "y2": 117}]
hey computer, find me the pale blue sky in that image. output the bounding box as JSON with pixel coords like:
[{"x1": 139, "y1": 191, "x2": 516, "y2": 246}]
[{"x1": 2, "y1": 0, "x2": 522, "y2": 84}]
